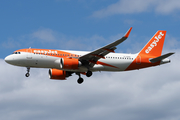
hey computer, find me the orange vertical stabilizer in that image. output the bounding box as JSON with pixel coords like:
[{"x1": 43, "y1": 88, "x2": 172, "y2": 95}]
[
  {"x1": 139, "y1": 30, "x2": 166, "y2": 57},
  {"x1": 126, "y1": 30, "x2": 167, "y2": 71}
]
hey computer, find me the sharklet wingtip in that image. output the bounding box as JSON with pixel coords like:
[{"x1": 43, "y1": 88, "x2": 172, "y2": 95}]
[{"x1": 124, "y1": 27, "x2": 132, "y2": 38}]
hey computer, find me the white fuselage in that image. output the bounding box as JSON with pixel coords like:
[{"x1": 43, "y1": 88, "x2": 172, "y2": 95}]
[{"x1": 5, "y1": 50, "x2": 138, "y2": 72}]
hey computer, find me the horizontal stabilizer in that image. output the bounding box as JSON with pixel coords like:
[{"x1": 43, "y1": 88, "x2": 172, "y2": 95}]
[{"x1": 150, "y1": 52, "x2": 175, "y2": 63}]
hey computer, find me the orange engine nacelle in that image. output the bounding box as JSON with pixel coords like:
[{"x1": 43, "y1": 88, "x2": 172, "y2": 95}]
[
  {"x1": 49, "y1": 69, "x2": 67, "y2": 80},
  {"x1": 60, "y1": 58, "x2": 81, "y2": 69}
]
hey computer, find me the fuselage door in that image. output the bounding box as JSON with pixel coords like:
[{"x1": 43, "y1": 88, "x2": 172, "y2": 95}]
[{"x1": 136, "y1": 55, "x2": 141, "y2": 64}]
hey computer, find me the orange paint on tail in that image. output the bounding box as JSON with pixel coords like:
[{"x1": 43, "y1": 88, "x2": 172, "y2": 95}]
[
  {"x1": 139, "y1": 31, "x2": 166, "y2": 57},
  {"x1": 126, "y1": 30, "x2": 166, "y2": 71}
]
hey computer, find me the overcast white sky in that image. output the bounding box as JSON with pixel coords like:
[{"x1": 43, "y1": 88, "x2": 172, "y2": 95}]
[{"x1": 0, "y1": 0, "x2": 180, "y2": 120}]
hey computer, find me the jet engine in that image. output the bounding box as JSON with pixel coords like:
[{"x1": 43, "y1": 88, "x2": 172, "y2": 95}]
[
  {"x1": 49, "y1": 69, "x2": 71, "y2": 80},
  {"x1": 60, "y1": 58, "x2": 81, "y2": 69}
]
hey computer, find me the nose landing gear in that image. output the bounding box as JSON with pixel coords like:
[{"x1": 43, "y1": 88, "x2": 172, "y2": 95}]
[{"x1": 25, "y1": 67, "x2": 30, "y2": 77}]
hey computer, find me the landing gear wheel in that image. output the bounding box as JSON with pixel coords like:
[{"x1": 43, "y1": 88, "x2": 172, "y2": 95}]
[
  {"x1": 25, "y1": 73, "x2": 30, "y2": 77},
  {"x1": 77, "y1": 78, "x2": 84, "y2": 84},
  {"x1": 86, "y1": 71, "x2": 92, "y2": 77},
  {"x1": 25, "y1": 67, "x2": 30, "y2": 77}
]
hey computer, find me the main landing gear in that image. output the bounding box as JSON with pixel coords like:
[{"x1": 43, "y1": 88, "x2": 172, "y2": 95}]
[
  {"x1": 76, "y1": 73, "x2": 84, "y2": 84},
  {"x1": 86, "y1": 70, "x2": 92, "y2": 77},
  {"x1": 76, "y1": 70, "x2": 93, "y2": 84},
  {"x1": 25, "y1": 67, "x2": 30, "y2": 77}
]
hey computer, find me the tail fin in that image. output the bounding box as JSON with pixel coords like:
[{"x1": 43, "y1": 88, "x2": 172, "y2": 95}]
[{"x1": 138, "y1": 30, "x2": 166, "y2": 57}]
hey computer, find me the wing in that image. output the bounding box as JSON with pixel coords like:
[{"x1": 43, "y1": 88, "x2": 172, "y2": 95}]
[{"x1": 79, "y1": 27, "x2": 132, "y2": 67}]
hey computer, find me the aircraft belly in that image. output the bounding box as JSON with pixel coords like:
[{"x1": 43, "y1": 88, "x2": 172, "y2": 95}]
[
  {"x1": 26, "y1": 55, "x2": 58, "y2": 68},
  {"x1": 91, "y1": 64, "x2": 104, "y2": 71},
  {"x1": 92, "y1": 59, "x2": 133, "y2": 71}
]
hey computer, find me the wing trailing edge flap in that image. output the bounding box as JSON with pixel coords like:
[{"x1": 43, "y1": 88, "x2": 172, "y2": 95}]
[{"x1": 149, "y1": 52, "x2": 175, "y2": 63}]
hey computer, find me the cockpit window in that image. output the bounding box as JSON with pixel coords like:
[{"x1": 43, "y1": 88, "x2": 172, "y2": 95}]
[{"x1": 12, "y1": 52, "x2": 21, "y2": 54}]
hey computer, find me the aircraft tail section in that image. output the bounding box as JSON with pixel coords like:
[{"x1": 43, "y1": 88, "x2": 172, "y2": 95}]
[
  {"x1": 138, "y1": 30, "x2": 166, "y2": 57},
  {"x1": 149, "y1": 52, "x2": 174, "y2": 63},
  {"x1": 125, "y1": 30, "x2": 170, "y2": 71}
]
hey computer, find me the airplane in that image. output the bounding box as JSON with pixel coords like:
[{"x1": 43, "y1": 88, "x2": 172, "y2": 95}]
[{"x1": 4, "y1": 27, "x2": 174, "y2": 84}]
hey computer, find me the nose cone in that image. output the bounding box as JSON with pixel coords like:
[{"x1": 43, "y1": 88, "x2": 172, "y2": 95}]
[{"x1": 5, "y1": 55, "x2": 14, "y2": 64}]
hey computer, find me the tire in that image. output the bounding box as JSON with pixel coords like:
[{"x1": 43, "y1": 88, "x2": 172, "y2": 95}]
[
  {"x1": 86, "y1": 71, "x2": 92, "y2": 77},
  {"x1": 77, "y1": 78, "x2": 84, "y2": 84},
  {"x1": 25, "y1": 73, "x2": 30, "y2": 77}
]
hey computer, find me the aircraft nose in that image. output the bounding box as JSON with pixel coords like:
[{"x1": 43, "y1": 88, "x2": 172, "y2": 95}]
[{"x1": 5, "y1": 55, "x2": 13, "y2": 64}]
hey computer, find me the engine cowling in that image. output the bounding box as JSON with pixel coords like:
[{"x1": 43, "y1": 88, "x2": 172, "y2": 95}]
[
  {"x1": 60, "y1": 58, "x2": 81, "y2": 69},
  {"x1": 49, "y1": 69, "x2": 67, "y2": 80}
]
